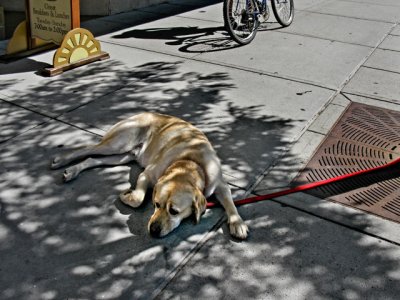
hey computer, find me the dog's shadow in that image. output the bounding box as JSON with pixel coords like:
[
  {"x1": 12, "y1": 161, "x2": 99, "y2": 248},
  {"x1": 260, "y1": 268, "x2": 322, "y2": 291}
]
[
  {"x1": 114, "y1": 164, "x2": 227, "y2": 239},
  {"x1": 112, "y1": 165, "x2": 151, "y2": 236},
  {"x1": 114, "y1": 195, "x2": 153, "y2": 237}
]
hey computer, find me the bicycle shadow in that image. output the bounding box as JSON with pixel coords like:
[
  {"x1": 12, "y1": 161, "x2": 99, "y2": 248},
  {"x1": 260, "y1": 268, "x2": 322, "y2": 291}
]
[
  {"x1": 258, "y1": 21, "x2": 286, "y2": 31},
  {"x1": 112, "y1": 26, "x2": 242, "y2": 53}
]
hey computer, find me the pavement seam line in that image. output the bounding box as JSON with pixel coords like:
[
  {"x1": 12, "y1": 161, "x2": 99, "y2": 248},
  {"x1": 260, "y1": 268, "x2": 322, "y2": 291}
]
[
  {"x1": 363, "y1": 65, "x2": 400, "y2": 76},
  {"x1": 174, "y1": 14, "x2": 223, "y2": 24},
  {"x1": 0, "y1": 97, "x2": 59, "y2": 120},
  {"x1": 244, "y1": 21, "x2": 398, "y2": 238},
  {"x1": 100, "y1": 18, "x2": 395, "y2": 91},
  {"x1": 271, "y1": 21, "x2": 395, "y2": 173},
  {"x1": 269, "y1": 198, "x2": 400, "y2": 247},
  {"x1": 1, "y1": 98, "x2": 105, "y2": 138},
  {"x1": 343, "y1": 91, "x2": 400, "y2": 106},
  {"x1": 150, "y1": 216, "x2": 226, "y2": 299},
  {"x1": 102, "y1": 43, "x2": 337, "y2": 90},
  {"x1": 369, "y1": 46, "x2": 400, "y2": 53},
  {"x1": 275, "y1": 30, "x2": 388, "y2": 48},
  {"x1": 296, "y1": 0, "x2": 335, "y2": 12},
  {"x1": 339, "y1": 0, "x2": 400, "y2": 8},
  {"x1": 301, "y1": 9, "x2": 396, "y2": 24}
]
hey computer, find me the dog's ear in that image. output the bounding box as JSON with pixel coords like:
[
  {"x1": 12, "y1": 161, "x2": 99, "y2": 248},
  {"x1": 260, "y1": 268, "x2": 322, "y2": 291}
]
[{"x1": 193, "y1": 189, "x2": 207, "y2": 224}]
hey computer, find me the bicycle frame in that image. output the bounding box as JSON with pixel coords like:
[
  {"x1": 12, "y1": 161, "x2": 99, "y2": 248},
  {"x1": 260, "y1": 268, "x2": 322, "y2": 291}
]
[
  {"x1": 245, "y1": 0, "x2": 267, "y2": 23},
  {"x1": 224, "y1": 0, "x2": 294, "y2": 45}
]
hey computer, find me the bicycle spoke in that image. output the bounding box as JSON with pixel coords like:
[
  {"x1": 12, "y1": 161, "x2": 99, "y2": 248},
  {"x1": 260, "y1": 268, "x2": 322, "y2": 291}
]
[
  {"x1": 271, "y1": 0, "x2": 294, "y2": 27},
  {"x1": 224, "y1": 0, "x2": 259, "y2": 45}
]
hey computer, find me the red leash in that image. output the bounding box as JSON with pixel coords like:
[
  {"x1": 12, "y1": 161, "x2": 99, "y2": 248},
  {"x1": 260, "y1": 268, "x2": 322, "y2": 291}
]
[{"x1": 206, "y1": 157, "x2": 400, "y2": 208}]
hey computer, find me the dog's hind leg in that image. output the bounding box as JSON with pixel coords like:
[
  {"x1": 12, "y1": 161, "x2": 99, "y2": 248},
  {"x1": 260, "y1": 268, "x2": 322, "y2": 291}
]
[
  {"x1": 51, "y1": 123, "x2": 147, "y2": 169},
  {"x1": 120, "y1": 171, "x2": 150, "y2": 208},
  {"x1": 51, "y1": 144, "x2": 110, "y2": 169},
  {"x1": 63, "y1": 153, "x2": 136, "y2": 182}
]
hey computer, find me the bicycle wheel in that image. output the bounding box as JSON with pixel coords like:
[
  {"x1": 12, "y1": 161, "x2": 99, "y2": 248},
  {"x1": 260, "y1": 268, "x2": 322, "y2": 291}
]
[
  {"x1": 271, "y1": 0, "x2": 294, "y2": 27},
  {"x1": 223, "y1": 0, "x2": 259, "y2": 45}
]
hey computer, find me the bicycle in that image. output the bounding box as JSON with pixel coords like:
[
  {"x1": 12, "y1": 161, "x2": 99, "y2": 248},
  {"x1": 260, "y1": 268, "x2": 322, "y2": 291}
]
[{"x1": 223, "y1": 0, "x2": 294, "y2": 45}]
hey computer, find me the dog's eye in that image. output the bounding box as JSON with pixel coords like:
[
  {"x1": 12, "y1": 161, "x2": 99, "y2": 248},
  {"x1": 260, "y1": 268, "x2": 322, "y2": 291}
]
[
  {"x1": 169, "y1": 207, "x2": 179, "y2": 216},
  {"x1": 155, "y1": 202, "x2": 160, "y2": 209}
]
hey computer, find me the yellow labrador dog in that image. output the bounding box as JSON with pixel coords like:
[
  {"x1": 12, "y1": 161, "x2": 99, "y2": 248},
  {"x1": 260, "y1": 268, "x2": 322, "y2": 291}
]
[{"x1": 51, "y1": 112, "x2": 248, "y2": 239}]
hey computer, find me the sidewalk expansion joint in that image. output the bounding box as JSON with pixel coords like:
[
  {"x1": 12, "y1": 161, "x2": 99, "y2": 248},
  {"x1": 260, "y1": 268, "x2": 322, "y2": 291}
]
[
  {"x1": 189, "y1": 55, "x2": 339, "y2": 91},
  {"x1": 151, "y1": 216, "x2": 226, "y2": 300},
  {"x1": 343, "y1": 91, "x2": 400, "y2": 105},
  {"x1": 275, "y1": 30, "x2": 375, "y2": 49},
  {"x1": 363, "y1": 65, "x2": 400, "y2": 76},
  {"x1": 342, "y1": 0, "x2": 400, "y2": 8},
  {"x1": 175, "y1": 15, "x2": 223, "y2": 24},
  {"x1": 100, "y1": 40, "x2": 339, "y2": 92},
  {"x1": 268, "y1": 197, "x2": 400, "y2": 247},
  {"x1": 301, "y1": 9, "x2": 396, "y2": 24},
  {"x1": 0, "y1": 97, "x2": 58, "y2": 120}
]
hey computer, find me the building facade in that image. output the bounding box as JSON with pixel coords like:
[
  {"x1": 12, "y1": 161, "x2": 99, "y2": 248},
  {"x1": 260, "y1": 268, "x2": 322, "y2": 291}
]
[{"x1": 0, "y1": 0, "x2": 165, "y2": 16}]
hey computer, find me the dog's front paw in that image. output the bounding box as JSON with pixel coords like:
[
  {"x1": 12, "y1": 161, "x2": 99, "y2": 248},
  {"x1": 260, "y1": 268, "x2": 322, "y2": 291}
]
[
  {"x1": 228, "y1": 215, "x2": 249, "y2": 240},
  {"x1": 120, "y1": 189, "x2": 145, "y2": 208}
]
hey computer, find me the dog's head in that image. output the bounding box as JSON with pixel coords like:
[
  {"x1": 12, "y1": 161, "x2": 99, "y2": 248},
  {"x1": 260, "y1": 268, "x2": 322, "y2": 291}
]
[{"x1": 148, "y1": 179, "x2": 207, "y2": 238}]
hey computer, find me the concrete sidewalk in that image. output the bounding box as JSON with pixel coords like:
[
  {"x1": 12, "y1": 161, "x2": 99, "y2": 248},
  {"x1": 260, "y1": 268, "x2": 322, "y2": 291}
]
[{"x1": 1, "y1": 0, "x2": 400, "y2": 299}]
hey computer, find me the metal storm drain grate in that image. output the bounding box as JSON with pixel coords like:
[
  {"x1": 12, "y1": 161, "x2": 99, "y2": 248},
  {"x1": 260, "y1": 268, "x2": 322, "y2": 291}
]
[{"x1": 293, "y1": 102, "x2": 400, "y2": 223}]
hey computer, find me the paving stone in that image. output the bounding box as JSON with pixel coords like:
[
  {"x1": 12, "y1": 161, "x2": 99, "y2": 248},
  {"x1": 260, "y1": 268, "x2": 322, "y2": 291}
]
[
  {"x1": 0, "y1": 121, "x2": 223, "y2": 300},
  {"x1": 197, "y1": 31, "x2": 372, "y2": 88},
  {"x1": 166, "y1": 0, "x2": 221, "y2": 6},
  {"x1": 343, "y1": 66, "x2": 400, "y2": 103},
  {"x1": 0, "y1": 45, "x2": 181, "y2": 117},
  {"x1": 295, "y1": 0, "x2": 333, "y2": 10},
  {"x1": 379, "y1": 34, "x2": 400, "y2": 51},
  {"x1": 138, "y1": 2, "x2": 202, "y2": 16},
  {"x1": 98, "y1": 15, "x2": 227, "y2": 59},
  {"x1": 331, "y1": 93, "x2": 351, "y2": 107},
  {"x1": 281, "y1": 11, "x2": 393, "y2": 47},
  {"x1": 254, "y1": 130, "x2": 325, "y2": 193},
  {"x1": 175, "y1": 2, "x2": 223, "y2": 23},
  {"x1": 0, "y1": 100, "x2": 50, "y2": 144},
  {"x1": 343, "y1": 93, "x2": 400, "y2": 111},
  {"x1": 307, "y1": 103, "x2": 346, "y2": 135},
  {"x1": 156, "y1": 199, "x2": 400, "y2": 299},
  {"x1": 391, "y1": 24, "x2": 400, "y2": 35},
  {"x1": 364, "y1": 48, "x2": 400, "y2": 73},
  {"x1": 82, "y1": 19, "x2": 132, "y2": 37},
  {"x1": 307, "y1": 0, "x2": 400, "y2": 23},
  {"x1": 59, "y1": 45, "x2": 334, "y2": 189},
  {"x1": 99, "y1": 10, "x2": 162, "y2": 26},
  {"x1": 346, "y1": 0, "x2": 400, "y2": 6}
]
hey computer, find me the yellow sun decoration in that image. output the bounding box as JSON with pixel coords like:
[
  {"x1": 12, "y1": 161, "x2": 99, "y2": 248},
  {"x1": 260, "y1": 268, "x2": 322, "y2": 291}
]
[{"x1": 55, "y1": 30, "x2": 99, "y2": 66}]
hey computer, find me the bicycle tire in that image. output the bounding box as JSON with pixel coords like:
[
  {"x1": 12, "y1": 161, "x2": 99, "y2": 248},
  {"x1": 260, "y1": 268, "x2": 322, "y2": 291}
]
[
  {"x1": 223, "y1": 0, "x2": 259, "y2": 45},
  {"x1": 271, "y1": 0, "x2": 294, "y2": 27}
]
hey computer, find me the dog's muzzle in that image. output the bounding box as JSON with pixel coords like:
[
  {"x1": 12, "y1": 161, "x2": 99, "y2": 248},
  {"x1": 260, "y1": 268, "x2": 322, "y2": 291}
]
[{"x1": 149, "y1": 222, "x2": 162, "y2": 238}]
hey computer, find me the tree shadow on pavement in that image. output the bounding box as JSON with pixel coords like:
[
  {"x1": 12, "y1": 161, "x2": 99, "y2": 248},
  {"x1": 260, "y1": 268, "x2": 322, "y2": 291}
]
[
  {"x1": 158, "y1": 198, "x2": 400, "y2": 299},
  {"x1": 0, "y1": 58, "x2": 51, "y2": 75},
  {"x1": 0, "y1": 58, "x2": 298, "y2": 299},
  {"x1": 1, "y1": 57, "x2": 398, "y2": 300}
]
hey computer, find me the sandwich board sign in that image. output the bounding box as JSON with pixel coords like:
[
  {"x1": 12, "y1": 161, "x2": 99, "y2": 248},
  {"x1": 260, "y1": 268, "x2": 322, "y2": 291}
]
[
  {"x1": 28, "y1": 0, "x2": 79, "y2": 45},
  {"x1": 6, "y1": 0, "x2": 109, "y2": 76}
]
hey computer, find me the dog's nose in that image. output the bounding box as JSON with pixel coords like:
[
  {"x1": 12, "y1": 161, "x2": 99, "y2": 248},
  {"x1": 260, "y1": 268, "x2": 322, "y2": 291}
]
[{"x1": 149, "y1": 222, "x2": 162, "y2": 238}]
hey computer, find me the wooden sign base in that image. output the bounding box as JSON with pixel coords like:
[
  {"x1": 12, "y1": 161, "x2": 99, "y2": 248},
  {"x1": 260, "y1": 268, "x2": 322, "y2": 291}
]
[
  {"x1": 42, "y1": 28, "x2": 110, "y2": 76},
  {"x1": 43, "y1": 51, "x2": 110, "y2": 76}
]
